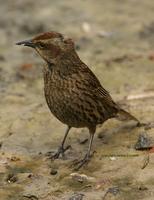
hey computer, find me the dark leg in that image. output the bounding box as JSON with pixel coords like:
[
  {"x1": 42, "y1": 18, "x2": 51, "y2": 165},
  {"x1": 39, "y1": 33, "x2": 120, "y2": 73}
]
[
  {"x1": 51, "y1": 126, "x2": 71, "y2": 159},
  {"x1": 75, "y1": 126, "x2": 95, "y2": 170}
]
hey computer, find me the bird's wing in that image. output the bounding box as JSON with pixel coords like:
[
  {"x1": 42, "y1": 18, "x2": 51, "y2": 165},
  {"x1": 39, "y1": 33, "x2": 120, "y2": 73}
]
[
  {"x1": 77, "y1": 64, "x2": 140, "y2": 123},
  {"x1": 79, "y1": 64, "x2": 117, "y2": 107}
]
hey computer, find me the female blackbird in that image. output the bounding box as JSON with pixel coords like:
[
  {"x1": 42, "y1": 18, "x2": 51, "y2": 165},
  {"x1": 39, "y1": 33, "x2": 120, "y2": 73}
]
[{"x1": 16, "y1": 31, "x2": 140, "y2": 169}]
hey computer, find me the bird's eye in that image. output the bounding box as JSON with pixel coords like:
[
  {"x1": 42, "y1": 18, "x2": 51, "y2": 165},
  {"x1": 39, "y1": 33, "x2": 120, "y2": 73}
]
[{"x1": 37, "y1": 42, "x2": 45, "y2": 48}]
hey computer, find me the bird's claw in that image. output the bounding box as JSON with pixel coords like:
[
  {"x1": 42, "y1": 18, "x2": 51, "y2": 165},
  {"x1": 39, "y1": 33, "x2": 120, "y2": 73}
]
[
  {"x1": 72, "y1": 154, "x2": 91, "y2": 170},
  {"x1": 50, "y1": 145, "x2": 71, "y2": 160}
]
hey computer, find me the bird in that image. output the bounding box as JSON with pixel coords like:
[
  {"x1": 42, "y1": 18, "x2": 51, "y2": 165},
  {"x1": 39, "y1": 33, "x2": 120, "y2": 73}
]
[{"x1": 16, "y1": 31, "x2": 140, "y2": 170}]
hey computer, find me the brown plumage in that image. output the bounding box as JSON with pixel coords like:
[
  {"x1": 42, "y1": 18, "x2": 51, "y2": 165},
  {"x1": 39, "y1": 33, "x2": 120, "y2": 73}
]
[{"x1": 16, "y1": 31, "x2": 140, "y2": 169}]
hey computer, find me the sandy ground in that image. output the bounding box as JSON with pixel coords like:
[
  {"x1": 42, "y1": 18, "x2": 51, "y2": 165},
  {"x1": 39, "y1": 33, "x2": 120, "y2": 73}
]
[{"x1": 0, "y1": 0, "x2": 154, "y2": 199}]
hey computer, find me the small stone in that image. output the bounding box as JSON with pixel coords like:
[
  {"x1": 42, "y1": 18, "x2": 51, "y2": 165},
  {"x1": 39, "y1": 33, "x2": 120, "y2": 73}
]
[
  {"x1": 27, "y1": 173, "x2": 33, "y2": 178},
  {"x1": 69, "y1": 193, "x2": 84, "y2": 200},
  {"x1": 70, "y1": 173, "x2": 95, "y2": 183},
  {"x1": 81, "y1": 22, "x2": 91, "y2": 33},
  {"x1": 97, "y1": 30, "x2": 115, "y2": 38},
  {"x1": 6, "y1": 173, "x2": 18, "y2": 183},
  {"x1": 50, "y1": 169, "x2": 58, "y2": 175},
  {"x1": 108, "y1": 186, "x2": 120, "y2": 195},
  {"x1": 10, "y1": 156, "x2": 20, "y2": 162},
  {"x1": 109, "y1": 157, "x2": 116, "y2": 161},
  {"x1": 23, "y1": 195, "x2": 38, "y2": 200},
  {"x1": 135, "y1": 132, "x2": 153, "y2": 150},
  {"x1": 138, "y1": 184, "x2": 148, "y2": 191}
]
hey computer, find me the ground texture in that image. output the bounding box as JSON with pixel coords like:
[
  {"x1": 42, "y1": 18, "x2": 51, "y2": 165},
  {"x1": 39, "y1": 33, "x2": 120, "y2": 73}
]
[{"x1": 0, "y1": 0, "x2": 154, "y2": 200}]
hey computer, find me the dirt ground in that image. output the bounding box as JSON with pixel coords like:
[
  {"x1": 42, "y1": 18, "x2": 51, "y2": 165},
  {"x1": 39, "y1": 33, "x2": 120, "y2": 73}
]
[{"x1": 0, "y1": 0, "x2": 154, "y2": 200}]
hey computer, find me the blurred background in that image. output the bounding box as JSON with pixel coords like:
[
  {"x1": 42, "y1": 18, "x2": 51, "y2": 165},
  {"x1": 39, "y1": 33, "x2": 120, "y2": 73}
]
[{"x1": 0, "y1": 0, "x2": 154, "y2": 200}]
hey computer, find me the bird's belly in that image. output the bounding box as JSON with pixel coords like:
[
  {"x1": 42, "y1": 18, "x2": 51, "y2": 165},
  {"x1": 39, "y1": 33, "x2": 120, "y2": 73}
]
[
  {"x1": 44, "y1": 84, "x2": 111, "y2": 128},
  {"x1": 44, "y1": 89, "x2": 88, "y2": 127}
]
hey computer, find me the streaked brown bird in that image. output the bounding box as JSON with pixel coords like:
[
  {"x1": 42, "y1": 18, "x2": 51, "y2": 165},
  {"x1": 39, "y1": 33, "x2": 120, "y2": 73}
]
[{"x1": 16, "y1": 31, "x2": 140, "y2": 169}]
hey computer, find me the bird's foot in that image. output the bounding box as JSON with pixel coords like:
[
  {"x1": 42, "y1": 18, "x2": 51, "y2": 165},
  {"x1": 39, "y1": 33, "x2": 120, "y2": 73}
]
[
  {"x1": 73, "y1": 153, "x2": 92, "y2": 170},
  {"x1": 48, "y1": 145, "x2": 71, "y2": 160}
]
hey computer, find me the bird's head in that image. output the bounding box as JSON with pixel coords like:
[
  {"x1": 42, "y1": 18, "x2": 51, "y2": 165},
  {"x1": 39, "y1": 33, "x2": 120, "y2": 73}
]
[{"x1": 16, "y1": 31, "x2": 75, "y2": 63}]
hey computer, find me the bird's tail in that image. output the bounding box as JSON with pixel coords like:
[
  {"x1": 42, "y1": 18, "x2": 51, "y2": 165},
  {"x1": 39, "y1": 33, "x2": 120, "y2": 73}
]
[{"x1": 116, "y1": 108, "x2": 140, "y2": 125}]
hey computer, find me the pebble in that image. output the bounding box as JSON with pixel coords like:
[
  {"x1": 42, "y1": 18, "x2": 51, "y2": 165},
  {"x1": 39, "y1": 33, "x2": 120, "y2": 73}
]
[
  {"x1": 50, "y1": 169, "x2": 58, "y2": 175},
  {"x1": 69, "y1": 193, "x2": 84, "y2": 200},
  {"x1": 135, "y1": 132, "x2": 152, "y2": 150}
]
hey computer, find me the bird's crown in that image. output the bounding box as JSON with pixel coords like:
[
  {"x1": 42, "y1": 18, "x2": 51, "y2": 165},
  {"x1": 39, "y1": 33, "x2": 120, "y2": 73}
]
[{"x1": 32, "y1": 31, "x2": 63, "y2": 41}]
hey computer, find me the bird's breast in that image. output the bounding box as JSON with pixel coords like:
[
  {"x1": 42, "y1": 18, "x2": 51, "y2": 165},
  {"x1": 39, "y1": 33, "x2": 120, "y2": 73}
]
[
  {"x1": 43, "y1": 69, "x2": 116, "y2": 127},
  {"x1": 43, "y1": 70, "x2": 83, "y2": 126}
]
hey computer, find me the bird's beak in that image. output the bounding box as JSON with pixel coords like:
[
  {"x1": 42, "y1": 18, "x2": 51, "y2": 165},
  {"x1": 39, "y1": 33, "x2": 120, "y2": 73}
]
[{"x1": 16, "y1": 39, "x2": 35, "y2": 48}]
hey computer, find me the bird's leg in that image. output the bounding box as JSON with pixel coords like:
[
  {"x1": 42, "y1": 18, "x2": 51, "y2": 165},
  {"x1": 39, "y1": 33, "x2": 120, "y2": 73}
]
[
  {"x1": 75, "y1": 127, "x2": 95, "y2": 170},
  {"x1": 51, "y1": 126, "x2": 71, "y2": 159}
]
